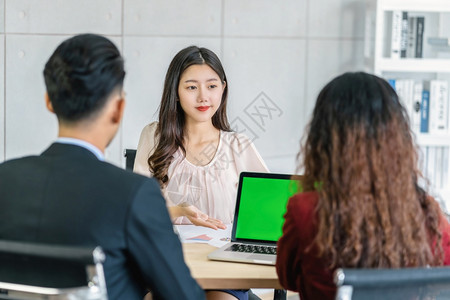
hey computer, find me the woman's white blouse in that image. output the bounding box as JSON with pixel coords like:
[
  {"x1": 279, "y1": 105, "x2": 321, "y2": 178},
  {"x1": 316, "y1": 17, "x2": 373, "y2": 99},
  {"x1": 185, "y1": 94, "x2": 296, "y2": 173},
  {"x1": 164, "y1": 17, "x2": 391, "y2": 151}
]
[{"x1": 134, "y1": 122, "x2": 269, "y2": 224}]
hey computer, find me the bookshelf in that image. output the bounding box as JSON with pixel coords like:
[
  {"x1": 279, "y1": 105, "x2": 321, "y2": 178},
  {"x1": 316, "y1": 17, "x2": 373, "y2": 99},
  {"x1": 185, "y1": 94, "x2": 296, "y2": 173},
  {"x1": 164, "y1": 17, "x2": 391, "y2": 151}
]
[{"x1": 370, "y1": 0, "x2": 450, "y2": 206}]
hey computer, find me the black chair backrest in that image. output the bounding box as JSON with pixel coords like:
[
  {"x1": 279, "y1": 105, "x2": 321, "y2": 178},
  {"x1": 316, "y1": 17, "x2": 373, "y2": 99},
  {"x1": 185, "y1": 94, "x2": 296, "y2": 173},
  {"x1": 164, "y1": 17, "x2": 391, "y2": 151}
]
[
  {"x1": 0, "y1": 240, "x2": 107, "y2": 299},
  {"x1": 124, "y1": 149, "x2": 137, "y2": 171},
  {"x1": 335, "y1": 267, "x2": 450, "y2": 300}
]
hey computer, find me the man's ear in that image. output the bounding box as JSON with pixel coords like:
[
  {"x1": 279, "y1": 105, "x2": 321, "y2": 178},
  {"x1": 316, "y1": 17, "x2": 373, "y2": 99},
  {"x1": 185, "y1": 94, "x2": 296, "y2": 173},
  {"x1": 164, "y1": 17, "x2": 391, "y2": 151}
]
[
  {"x1": 45, "y1": 93, "x2": 55, "y2": 114},
  {"x1": 111, "y1": 97, "x2": 125, "y2": 124}
]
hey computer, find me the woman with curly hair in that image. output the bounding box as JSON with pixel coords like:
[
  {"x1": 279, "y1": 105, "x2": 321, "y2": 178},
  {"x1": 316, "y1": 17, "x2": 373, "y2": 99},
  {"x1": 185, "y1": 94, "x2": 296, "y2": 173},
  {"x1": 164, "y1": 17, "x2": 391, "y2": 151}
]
[{"x1": 276, "y1": 72, "x2": 450, "y2": 300}]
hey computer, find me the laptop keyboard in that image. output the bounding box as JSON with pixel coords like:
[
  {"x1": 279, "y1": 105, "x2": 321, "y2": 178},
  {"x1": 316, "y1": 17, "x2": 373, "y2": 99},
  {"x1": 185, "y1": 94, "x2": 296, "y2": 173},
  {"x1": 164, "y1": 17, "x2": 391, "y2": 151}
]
[{"x1": 226, "y1": 243, "x2": 277, "y2": 255}]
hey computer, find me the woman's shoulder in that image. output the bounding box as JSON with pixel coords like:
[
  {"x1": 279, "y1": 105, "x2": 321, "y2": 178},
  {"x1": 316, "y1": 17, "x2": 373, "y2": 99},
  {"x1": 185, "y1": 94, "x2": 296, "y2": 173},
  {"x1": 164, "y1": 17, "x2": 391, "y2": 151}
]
[
  {"x1": 142, "y1": 121, "x2": 158, "y2": 134},
  {"x1": 138, "y1": 121, "x2": 159, "y2": 143},
  {"x1": 219, "y1": 130, "x2": 269, "y2": 172},
  {"x1": 288, "y1": 192, "x2": 319, "y2": 214},
  {"x1": 286, "y1": 191, "x2": 319, "y2": 230}
]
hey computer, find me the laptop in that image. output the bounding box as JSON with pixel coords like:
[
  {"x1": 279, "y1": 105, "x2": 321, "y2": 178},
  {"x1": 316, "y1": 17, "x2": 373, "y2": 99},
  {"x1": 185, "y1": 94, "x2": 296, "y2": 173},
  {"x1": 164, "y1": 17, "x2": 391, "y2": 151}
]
[{"x1": 207, "y1": 171, "x2": 300, "y2": 265}]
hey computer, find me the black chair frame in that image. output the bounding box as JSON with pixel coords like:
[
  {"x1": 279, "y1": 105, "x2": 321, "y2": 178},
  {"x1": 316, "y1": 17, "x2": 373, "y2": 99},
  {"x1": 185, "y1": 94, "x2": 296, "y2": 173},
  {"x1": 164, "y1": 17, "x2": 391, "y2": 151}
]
[
  {"x1": 335, "y1": 266, "x2": 450, "y2": 300},
  {"x1": 0, "y1": 240, "x2": 107, "y2": 300}
]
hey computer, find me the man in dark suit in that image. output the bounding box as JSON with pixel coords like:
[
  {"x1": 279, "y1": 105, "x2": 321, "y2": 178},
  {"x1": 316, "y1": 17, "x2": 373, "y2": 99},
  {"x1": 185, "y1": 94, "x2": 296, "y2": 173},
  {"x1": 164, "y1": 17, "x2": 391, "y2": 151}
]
[{"x1": 0, "y1": 34, "x2": 205, "y2": 300}]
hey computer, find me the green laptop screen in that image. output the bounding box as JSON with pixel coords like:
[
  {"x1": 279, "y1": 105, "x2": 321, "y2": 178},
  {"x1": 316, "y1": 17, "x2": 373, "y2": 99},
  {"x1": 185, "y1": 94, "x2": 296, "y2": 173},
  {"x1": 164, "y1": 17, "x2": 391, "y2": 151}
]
[{"x1": 234, "y1": 176, "x2": 300, "y2": 242}]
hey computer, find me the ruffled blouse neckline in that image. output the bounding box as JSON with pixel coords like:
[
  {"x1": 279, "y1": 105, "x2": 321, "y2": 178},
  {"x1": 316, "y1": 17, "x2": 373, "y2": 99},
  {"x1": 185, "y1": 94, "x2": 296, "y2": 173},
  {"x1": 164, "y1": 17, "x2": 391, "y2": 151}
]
[{"x1": 174, "y1": 130, "x2": 223, "y2": 169}]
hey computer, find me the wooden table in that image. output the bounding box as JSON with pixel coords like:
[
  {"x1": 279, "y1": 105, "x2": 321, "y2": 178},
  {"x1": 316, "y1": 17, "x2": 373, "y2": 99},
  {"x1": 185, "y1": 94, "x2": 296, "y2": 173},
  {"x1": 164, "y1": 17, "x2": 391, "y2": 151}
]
[{"x1": 182, "y1": 243, "x2": 286, "y2": 299}]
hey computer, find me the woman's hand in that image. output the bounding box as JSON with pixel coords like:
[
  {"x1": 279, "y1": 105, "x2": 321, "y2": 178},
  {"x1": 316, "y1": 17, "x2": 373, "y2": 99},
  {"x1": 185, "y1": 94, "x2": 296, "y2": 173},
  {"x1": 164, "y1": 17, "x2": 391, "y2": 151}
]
[{"x1": 179, "y1": 205, "x2": 226, "y2": 230}]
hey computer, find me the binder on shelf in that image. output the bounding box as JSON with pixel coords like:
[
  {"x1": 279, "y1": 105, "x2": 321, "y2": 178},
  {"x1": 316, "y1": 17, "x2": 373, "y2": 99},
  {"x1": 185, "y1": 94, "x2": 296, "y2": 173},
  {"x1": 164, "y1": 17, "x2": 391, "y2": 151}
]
[
  {"x1": 391, "y1": 11, "x2": 402, "y2": 59},
  {"x1": 420, "y1": 89, "x2": 430, "y2": 133}
]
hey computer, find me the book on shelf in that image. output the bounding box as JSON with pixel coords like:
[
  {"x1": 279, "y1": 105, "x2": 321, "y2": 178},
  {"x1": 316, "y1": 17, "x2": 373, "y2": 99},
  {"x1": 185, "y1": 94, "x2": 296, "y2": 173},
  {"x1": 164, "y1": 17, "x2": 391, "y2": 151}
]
[
  {"x1": 415, "y1": 16, "x2": 424, "y2": 58},
  {"x1": 427, "y1": 80, "x2": 449, "y2": 134},
  {"x1": 422, "y1": 146, "x2": 448, "y2": 191},
  {"x1": 426, "y1": 147, "x2": 436, "y2": 187},
  {"x1": 407, "y1": 16, "x2": 417, "y2": 58},
  {"x1": 420, "y1": 89, "x2": 430, "y2": 133},
  {"x1": 391, "y1": 13, "x2": 424, "y2": 59},
  {"x1": 418, "y1": 145, "x2": 428, "y2": 175},
  {"x1": 427, "y1": 37, "x2": 450, "y2": 47},
  {"x1": 389, "y1": 78, "x2": 442, "y2": 135},
  {"x1": 411, "y1": 82, "x2": 423, "y2": 132},
  {"x1": 435, "y1": 147, "x2": 443, "y2": 189},
  {"x1": 388, "y1": 79, "x2": 395, "y2": 89},
  {"x1": 400, "y1": 12, "x2": 409, "y2": 58},
  {"x1": 389, "y1": 78, "x2": 414, "y2": 124},
  {"x1": 427, "y1": 37, "x2": 450, "y2": 53},
  {"x1": 443, "y1": 148, "x2": 449, "y2": 190},
  {"x1": 391, "y1": 10, "x2": 402, "y2": 59}
]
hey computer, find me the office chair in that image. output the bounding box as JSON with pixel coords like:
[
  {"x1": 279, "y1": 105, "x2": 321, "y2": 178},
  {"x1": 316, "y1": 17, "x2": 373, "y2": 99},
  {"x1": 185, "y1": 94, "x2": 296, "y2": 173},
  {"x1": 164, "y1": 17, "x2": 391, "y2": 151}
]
[
  {"x1": 334, "y1": 266, "x2": 450, "y2": 300},
  {"x1": 124, "y1": 149, "x2": 137, "y2": 171},
  {"x1": 0, "y1": 240, "x2": 108, "y2": 300}
]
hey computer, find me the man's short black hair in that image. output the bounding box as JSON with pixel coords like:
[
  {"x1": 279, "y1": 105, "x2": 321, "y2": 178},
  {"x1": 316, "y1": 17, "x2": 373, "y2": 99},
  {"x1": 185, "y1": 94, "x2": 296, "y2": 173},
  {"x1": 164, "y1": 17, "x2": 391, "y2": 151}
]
[{"x1": 43, "y1": 34, "x2": 125, "y2": 123}]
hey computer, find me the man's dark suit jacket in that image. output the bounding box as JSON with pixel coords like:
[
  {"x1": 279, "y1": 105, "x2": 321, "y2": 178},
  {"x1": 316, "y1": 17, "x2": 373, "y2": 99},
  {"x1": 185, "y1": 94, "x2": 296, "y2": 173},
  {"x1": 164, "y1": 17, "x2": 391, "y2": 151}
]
[{"x1": 0, "y1": 143, "x2": 205, "y2": 300}]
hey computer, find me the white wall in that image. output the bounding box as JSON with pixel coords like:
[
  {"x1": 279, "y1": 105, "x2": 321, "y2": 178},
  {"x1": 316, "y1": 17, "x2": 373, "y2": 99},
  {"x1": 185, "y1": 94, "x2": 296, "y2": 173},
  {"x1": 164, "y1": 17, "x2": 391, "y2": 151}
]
[{"x1": 0, "y1": 0, "x2": 367, "y2": 174}]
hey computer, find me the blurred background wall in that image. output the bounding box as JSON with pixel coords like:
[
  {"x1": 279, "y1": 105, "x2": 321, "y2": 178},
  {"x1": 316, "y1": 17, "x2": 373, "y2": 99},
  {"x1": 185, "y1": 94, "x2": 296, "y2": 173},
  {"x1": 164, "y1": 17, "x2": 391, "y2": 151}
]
[{"x1": 0, "y1": 0, "x2": 368, "y2": 173}]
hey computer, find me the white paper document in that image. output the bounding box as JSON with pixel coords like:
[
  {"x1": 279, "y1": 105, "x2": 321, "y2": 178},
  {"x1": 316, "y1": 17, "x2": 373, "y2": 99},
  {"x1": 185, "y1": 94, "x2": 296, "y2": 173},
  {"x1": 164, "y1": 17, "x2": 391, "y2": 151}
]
[{"x1": 174, "y1": 224, "x2": 232, "y2": 248}]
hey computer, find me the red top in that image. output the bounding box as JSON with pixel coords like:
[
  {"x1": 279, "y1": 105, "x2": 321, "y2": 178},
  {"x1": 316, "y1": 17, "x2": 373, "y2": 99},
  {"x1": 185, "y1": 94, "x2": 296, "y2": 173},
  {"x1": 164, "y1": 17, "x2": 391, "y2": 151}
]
[{"x1": 276, "y1": 191, "x2": 450, "y2": 300}]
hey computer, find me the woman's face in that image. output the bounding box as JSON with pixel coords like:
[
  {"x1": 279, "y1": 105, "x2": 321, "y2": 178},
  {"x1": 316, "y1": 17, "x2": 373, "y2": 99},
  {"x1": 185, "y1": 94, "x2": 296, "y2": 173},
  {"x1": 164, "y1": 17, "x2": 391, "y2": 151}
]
[{"x1": 177, "y1": 64, "x2": 226, "y2": 125}]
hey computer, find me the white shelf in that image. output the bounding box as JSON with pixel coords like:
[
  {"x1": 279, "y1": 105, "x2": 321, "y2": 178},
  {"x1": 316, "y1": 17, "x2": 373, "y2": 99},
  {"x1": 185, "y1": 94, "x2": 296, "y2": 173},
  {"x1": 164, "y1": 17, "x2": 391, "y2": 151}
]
[
  {"x1": 376, "y1": 58, "x2": 450, "y2": 73},
  {"x1": 378, "y1": 0, "x2": 450, "y2": 12},
  {"x1": 415, "y1": 133, "x2": 450, "y2": 146}
]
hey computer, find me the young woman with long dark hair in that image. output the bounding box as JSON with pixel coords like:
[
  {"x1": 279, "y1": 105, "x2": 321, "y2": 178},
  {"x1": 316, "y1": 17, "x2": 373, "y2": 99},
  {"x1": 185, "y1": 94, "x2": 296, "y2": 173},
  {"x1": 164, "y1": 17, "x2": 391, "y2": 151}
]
[
  {"x1": 135, "y1": 46, "x2": 267, "y2": 229},
  {"x1": 134, "y1": 46, "x2": 268, "y2": 300}
]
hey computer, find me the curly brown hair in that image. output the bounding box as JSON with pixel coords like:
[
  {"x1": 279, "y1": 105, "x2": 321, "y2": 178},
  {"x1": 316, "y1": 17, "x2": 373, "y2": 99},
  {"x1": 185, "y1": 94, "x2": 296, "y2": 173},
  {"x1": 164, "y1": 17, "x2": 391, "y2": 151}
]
[{"x1": 299, "y1": 72, "x2": 443, "y2": 268}]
